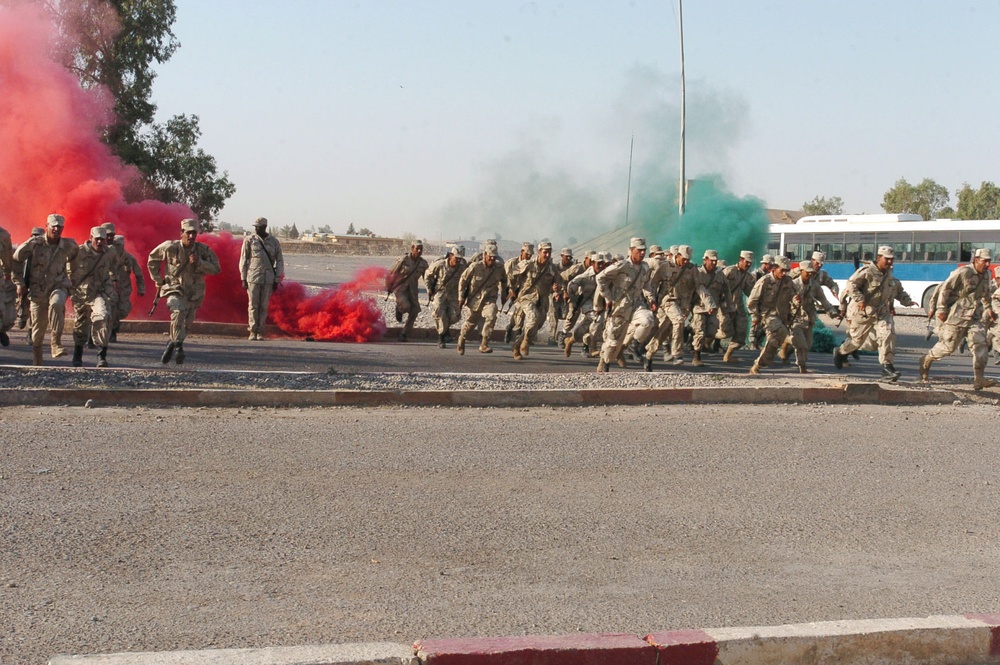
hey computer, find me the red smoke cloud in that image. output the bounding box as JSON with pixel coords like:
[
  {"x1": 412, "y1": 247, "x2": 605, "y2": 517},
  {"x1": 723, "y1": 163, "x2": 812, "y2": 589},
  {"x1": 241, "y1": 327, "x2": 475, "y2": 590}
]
[
  {"x1": 270, "y1": 266, "x2": 389, "y2": 342},
  {"x1": 0, "y1": 2, "x2": 385, "y2": 341}
]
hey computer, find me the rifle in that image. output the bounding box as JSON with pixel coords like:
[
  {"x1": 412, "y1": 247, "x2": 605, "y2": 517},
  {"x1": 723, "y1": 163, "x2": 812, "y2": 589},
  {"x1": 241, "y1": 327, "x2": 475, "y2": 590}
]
[{"x1": 148, "y1": 285, "x2": 162, "y2": 316}]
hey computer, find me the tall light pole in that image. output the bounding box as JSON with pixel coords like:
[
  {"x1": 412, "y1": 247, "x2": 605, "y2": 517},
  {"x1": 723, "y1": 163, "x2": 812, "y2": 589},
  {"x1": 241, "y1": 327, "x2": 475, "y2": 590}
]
[{"x1": 677, "y1": 0, "x2": 686, "y2": 217}]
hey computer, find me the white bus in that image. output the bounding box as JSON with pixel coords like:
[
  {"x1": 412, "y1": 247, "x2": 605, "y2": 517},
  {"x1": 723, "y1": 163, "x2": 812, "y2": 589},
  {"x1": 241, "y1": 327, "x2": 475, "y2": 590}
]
[{"x1": 768, "y1": 213, "x2": 1000, "y2": 310}]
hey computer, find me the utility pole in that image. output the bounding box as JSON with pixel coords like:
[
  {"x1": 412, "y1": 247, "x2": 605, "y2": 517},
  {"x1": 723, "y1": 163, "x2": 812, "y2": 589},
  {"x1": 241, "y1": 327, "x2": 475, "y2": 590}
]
[{"x1": 677, "y1": 0, "x2": 686, "y2": 217}]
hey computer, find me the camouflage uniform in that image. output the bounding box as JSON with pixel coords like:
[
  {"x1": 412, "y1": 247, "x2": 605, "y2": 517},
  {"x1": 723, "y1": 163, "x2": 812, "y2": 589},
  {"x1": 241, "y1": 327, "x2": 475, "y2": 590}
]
[
  {"x1": 12, "y1": 214, "x2": 79, "y2": 364},
  {"x1": 240, "y1": 218, "x2": 284, "y2": 340},
  {"x1": 147, "y1": 219, "x2": 222, "y2": 364},
  {"x1": 548, "y1": 249, "x2": 576, "y2": 342},
  {"x1": 425, "y1": 248, "x2": 467, "y2": 347},
  {"x1": 719, "y1": 251, "x2": 755, "y2": 362},
  {"x1": 746, "y1": 256, "x2": 797, "y2": 374},
  {"x1": 504, "y1": 243, "x2": 534, "y2": 343},
  {"x1": 112, "y1": 236, "x2": 147, "y2": 328},
  {"x1": 510, "y1": 242, "x2": 563, "y2": 359},
  {"x1": 920, "y1": 250, "x2": 996, "y2": 389},
  {"x1": 564, "y1": 254, "x2": 606, "y2": 358},
  {"x1": 595, "y1": 238, "x2": 654, "y2": 370},
  {"x1": 387, "y1": 240, "x2": 428, "y2": 341},
  {"x1": 457, "y1": 249, "x2": 506, "y2": 354},
  {"x1": 788, "y1": 265, "x2": 824, "y2": 373},
  {"x1": 691, "y1": 250, "x2": 729, "y2": 362},
  {"x1": 69, "y1": 227, "x2": 116, "y2": 367},
  {"x1": 559, "y1": 251, "x2": 591, "y2": 340},
  {"x1": 833, "y1": 247, "x2": 911, "y2": 381},
  {"x1": 645, "y1": 245, "x2": 713, "y2": 365}
]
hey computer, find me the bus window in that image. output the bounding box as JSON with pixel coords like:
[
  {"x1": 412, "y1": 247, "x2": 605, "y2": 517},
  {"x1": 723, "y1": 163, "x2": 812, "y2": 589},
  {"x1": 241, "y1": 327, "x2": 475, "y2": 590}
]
[
  {"x1": 961, "y1": 243, "x2": 972, "y2": 262},
  {"x1": 915, "y1": 242, "x2": 958, "y2": 261},
  {"x1": 892, "y1": 243, "x2": 912, "y2": 262}
]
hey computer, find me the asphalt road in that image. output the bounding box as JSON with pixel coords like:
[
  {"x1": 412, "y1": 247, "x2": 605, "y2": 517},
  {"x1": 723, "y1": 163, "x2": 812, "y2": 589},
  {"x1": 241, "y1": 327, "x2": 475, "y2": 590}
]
[{"x1": 3, "y1": 404, "x2": 1000, "y2": 664}]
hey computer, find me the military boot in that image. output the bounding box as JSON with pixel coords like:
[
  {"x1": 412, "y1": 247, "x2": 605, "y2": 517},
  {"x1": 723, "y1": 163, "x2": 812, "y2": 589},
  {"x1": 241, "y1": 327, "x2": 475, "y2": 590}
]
[
  {"x1": 918, "y1": 354, "x2": 933, "y2": 382},
  {"x1": 437, "y1": 333, "x2": 446, "y2": 349},
  {"x1": 0, "y1": 331, "x2": 8, "y2": 347},
  {"x1": 596, "y1": 358, "x2": 608, "y2": 373},
  {"x1": 512, "y1": 342, "x2": 522, "y2": 360},
  {"x1": 723, "y1": 344, "x2": 739, "y2": 363},
  {"x1": 797, "y1": 359, "x2": 808, "y2": 374},
  {"x1": 51, "y1": 341, "x2": 66, "y2": 358},
  {"x1": 110, "y1": 328, "x2": 118, "y2": 343},
  {"x1": 692, "y1": 349, "x2": 703, "y2": 367},
  {"x1": 519, "y1": 335, "x2": 530, "y2": 357},
  {"x1": 161, "y1": 341, "x2": 175, "y2": 364},
  {"x1": 457, "y1": 334, "x2": 466, "y2": 355},
  {"x1": 32, "y1": 345, "x2": 43, "y2": 366},
  {"x1": 564, "y1": 336, "x2": 574, "y2": 357},
  {"x1": 643, "y1": 355, "x2": 653, "y2": 372},
  {"x1": 749, "y1": 361, "x2": 761, "y2": 375},
  {"x1": 833, "y1": 347, "x2": 846, "y2": 369},
  {"x1": 880, "y1": 363, "x2": 900, "y2": 382},
  {"x1": 97, "y1": 346, "x2": 108, "y2": 368},
  {"x1": 973, "y1": 369, "x2": 997, "y2": 391},
  {"x1": 174, "y1": 342, "x2": 185, "y2": 365},
  {"x1": 478, "y1": 342, "x2": 492, "y2": 354},
  {"x1": 72, "y1": 344, "x2": 84, "y2": 367},
  {"x1": 503, "y1": 324, "x2": 514, "y2": 344}
]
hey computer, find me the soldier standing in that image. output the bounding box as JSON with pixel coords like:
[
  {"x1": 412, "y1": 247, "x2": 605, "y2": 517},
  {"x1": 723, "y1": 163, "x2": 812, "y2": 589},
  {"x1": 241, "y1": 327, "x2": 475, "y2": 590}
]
[
  {"x1": 456, "y1": 246, "x2": 507, "y2": 354},
  {"x1": 833, "y1": 246, "x2": 915, "y2": 382},
  {"x1": 240, "y1": 217, "x2": 284, "y2": 341},
  {"x1": 806, "y1": 251, "x2": 842, "y2": 315},
  {"x1": 643, "y1": 244, "x2": 712, "y2": 368},
  {"x1": 719, "y1": 250, "x2": 755, "y2": 363},
  {"x1": 558, "y1": 249, "x2": 591, "y2": 343},
  {"x1": 147, "y1": 218, "x2": 222, "y2": 364},
  {"x1": 386, "y1": 239, "x2": 428, "y2": 342},
  {"x1": 111, "y1": 235, "x2": 146, "y2": 335},
  {"x1": 98, "y1": 223, "x2": 123, "y2": 342},
  {"x1": 547, "y1": 247, "x2": 575, "y2": 343},
  {"x1": 919, "y1": 248, "x2": 997, "y2": 390},
  {"x1": 503, "y1": 242, "x2": 534, "y2": 344},
  {"x1": 747, "y1": 256, "x2": 797, "y2": 375},
  {"x1": 594, "y1": 237, "x2": 655, "y2": 372},
  {"x1": 12, "y1": 214, "x2": 78, "y2": 365},
  {"x1": 69, "y1": 227, "x2": 116, "y2": 367},
  {"x1": 425, "y1": 245, "x2": 467, "y2": 348},
  {"x1": 0, "y1": 224, "x2": 14, "y2": 347}
]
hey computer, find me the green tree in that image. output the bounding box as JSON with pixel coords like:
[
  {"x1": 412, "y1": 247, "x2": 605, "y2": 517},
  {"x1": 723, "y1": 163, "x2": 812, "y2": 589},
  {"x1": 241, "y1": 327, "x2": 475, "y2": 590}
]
[
  {"x1": 288, "y1": 223, "x2": 299, "y2": 240},
  {"x1": 955, "y1": 181, "x2": 1000, "y2": 220},
  {"x1": 346, "y1": 223, "x2": 356, "y2": 235},
  {"x1": 139, "y1": 114, "x2": 236, "y2": 226},
  {"x1": 881, "y1": 178, "x2": 951, "y2": 220},
  {"x1": 47, "y1": 0, "x2": 235, "y2": 224},
  {"x1": 358, "y1": 227, "x2": 373, "y2": 237},
  {"x1": 317, "y1": 224, "x2": 333, "y2": 234},
  {"x1": 801, "y1": 195, "x2": 844, "y2": 216}
]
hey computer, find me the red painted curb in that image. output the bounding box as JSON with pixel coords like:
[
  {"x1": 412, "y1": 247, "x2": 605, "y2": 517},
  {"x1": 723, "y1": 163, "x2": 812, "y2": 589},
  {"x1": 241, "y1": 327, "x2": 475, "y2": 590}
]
[
  {"x1": 965, "y1": 614, "x2": 1000, "y2": 656},
  {"x1": 414, "y1": 634, "x2": 656, "y2": 665},
  {"x1": 644, "y1": 629, "x2": 719, "y2": 665}
]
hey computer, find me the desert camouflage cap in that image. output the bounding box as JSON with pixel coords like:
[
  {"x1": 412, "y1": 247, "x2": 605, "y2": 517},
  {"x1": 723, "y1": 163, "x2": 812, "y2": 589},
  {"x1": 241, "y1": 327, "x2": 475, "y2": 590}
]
[
  {"x1": 90, "y1": 226, "x2": 107, "y2": 239},
  {"x1": 877, "y1": 245, "x2": 894, "y2": 258},
  {"x1": 560, "y1": 247, "x2": 573, "y2": 257},
  {"x1": 703, "y1": 249, "x2": 719, "y2": 260},
  {"x1": 47, "y1": 214, "x2": 65, "y2": 228},
  {"x1": 450, "y1": 245, "x2": 466, "y2": 258},
  {"x1": 411, "y1": 238, "x2": 424, "y2": 248},
  {"x1": 799, "y1": 260, "x2": 816, "y2": 273},
  {"x1": 180, "y1": 218, "x2": 199, "y2": 232},
  {"x1": 774, "y1": 256, "x2": 791, "y2": 270},
  {"x1": 975, "y1": 248, "x2": 992, "y2": 260},
  {"x1": 101, "y1": 222, "x2": 115, "y2": 235},
  {"x1": 521, "y1": 242, "x2": 534, "y2": 253},
  {"x1": 253, "y1": 217, "x2": 268, "y2": 227},
  {"x1": 31, "y1": 227, "x2": 44, "y2": 236},
  {"x1": 538, "y1": 241, "x2": 553, "y2": 251},
  {"x1": 648, "y1": 244, "x2": 663, "y2": 255},
  {"x1": 485, "y1": 246, "x2": 499, "y2": 257},
  {"x1": 740, "y1": 250, "x2": 754, "y2": 261},
  {"x1": 677, "y1": 245, "x2": 693, "y2": 259},
  {"x1": 761, "y1": 254, "x2": 774, "y2": 264},
  {"x1": 668, "y1": 245, "x2": 679, "y2": 254},
  {"x1": 812, "y1": 251, "x2": 827, "y2": 262},
  {"x1": 629, "y1": 237, "x2": 647, "y2": 250}
]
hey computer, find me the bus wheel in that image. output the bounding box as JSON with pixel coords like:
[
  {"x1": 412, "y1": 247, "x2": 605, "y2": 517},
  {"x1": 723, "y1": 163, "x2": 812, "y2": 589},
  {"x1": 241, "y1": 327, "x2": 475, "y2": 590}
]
[{"x1": 921, "y1": 287, "x2": 937, "y2": 314}]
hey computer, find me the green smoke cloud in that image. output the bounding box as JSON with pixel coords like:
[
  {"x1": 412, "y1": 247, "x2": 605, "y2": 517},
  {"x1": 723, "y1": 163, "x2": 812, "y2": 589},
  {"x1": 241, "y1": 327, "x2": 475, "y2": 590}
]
[{"x1": 630, "y1": 175, "x2": 769, "y2": 264}]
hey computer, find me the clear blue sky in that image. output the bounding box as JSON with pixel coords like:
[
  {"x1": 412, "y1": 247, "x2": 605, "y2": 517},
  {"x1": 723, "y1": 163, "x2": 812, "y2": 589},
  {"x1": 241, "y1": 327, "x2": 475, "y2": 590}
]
[{"x1": 152, "y1": 1, "x2": 1000, "y2": 242}]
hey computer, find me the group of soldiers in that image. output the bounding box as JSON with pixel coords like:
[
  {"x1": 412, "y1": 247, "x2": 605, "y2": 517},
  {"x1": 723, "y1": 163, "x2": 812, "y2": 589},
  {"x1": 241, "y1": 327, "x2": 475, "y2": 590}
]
[
  {"x1": 0, "y1": 214, "x2": 285, "y2": 368},
  {"x1": 386, "y1": 236, "x2": 1000, "y2": 390},
  {"x1": 0, "y1": 215, "x2": 147, "y2": 367}
]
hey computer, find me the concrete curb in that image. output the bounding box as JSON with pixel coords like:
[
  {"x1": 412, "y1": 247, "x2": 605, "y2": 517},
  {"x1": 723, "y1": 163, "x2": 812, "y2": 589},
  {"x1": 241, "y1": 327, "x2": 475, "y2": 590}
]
[
  {"x1": 50, "y1": 615, "x2": 1000, "y2": 665},
  {"x1": 0, "y1": 383, "x2": 959, "y2": 408},
  {"x1": 49, "y1": 641, "x2": 418, "y2": 665}
]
